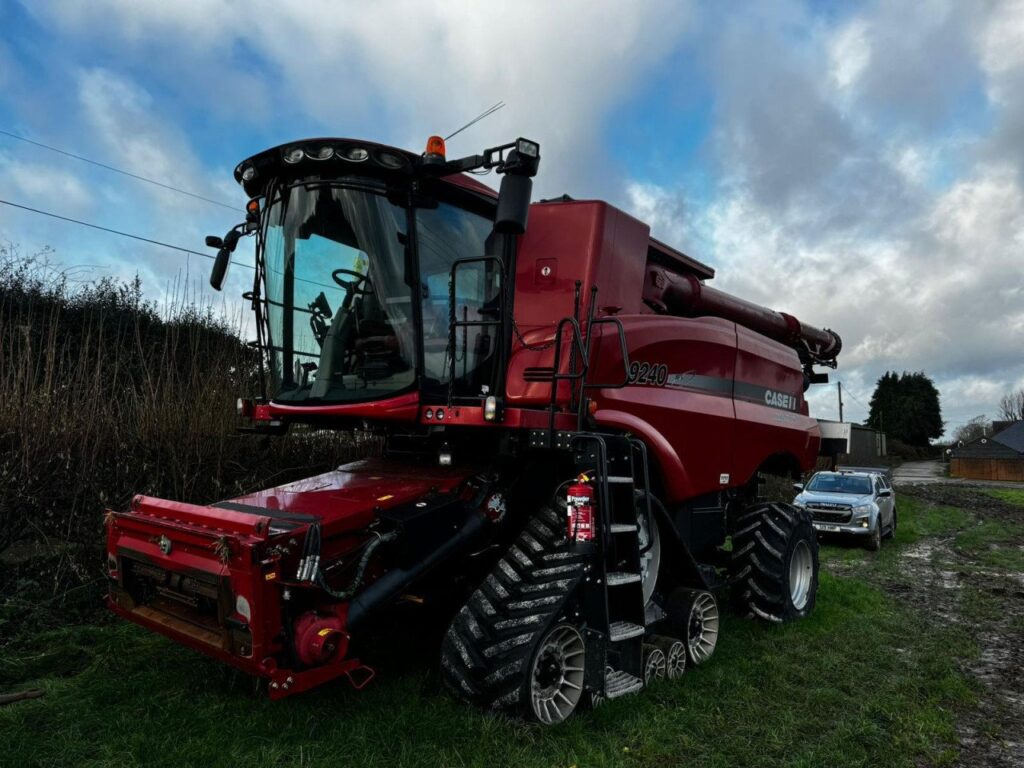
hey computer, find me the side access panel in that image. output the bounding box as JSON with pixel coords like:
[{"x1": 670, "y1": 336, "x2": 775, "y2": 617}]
[
  {"x1": 589, "y1": 315, "x2": 738, "y2": 504},
  {"x1": 731, "y1": 325, "x2": 820, "y2": 481}
]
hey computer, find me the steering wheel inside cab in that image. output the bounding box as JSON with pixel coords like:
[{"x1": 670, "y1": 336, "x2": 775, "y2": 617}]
[{"x1": 332, "y1": 268, "x2": 373, "y2": 295}]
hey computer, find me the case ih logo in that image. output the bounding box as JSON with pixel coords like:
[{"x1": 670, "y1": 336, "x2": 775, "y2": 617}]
[{"x1": 764, "y1": 389, "x2": 797, "y2": 411}]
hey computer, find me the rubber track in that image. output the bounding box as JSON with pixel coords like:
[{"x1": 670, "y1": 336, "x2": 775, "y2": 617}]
[
  {"x1": 730, "y1": 502, "x2": 816, "y2": 623},
  {"x1": 440, "y1": 502, "x2": 588, "y2": 712}
]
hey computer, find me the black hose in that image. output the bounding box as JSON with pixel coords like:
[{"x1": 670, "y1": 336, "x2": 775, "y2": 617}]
[
  {"x1": 347, "y1": 512, "x2": 487, "y2": 633},
  {"x1": 314, "y1": 531, "x2": 397, "y2": 600}
]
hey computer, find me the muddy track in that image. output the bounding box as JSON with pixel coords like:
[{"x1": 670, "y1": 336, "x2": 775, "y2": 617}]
[{"x1": 822, "y1": 483, "x2": 1024, "y2": 767}]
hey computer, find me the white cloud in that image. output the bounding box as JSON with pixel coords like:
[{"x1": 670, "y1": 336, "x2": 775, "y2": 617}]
[
  {"x1": 624, "y1": 182, "x2": 688, "y2": 246},
  {"x1": 829, "y1": 18, "x2": 871, "y2": 92},
  {"x1": 0, "y1": 154, "x2": 93, "y2": 214},
  {"x1": 29, "y1": 1, "x2": 695, "y2": 199}
]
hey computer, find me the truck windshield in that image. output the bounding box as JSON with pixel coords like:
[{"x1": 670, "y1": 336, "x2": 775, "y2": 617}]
[
  {"x1": 262, "y1": 182, "x2": 415, "y2": 403},
  {"x1": 806, "y1": 474, "x2": 872, "y2": 494}
]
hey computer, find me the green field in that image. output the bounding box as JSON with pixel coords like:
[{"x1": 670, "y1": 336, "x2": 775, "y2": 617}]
[{"x1": 3, "y1": 493, "x2": 1001, "y2": 768}]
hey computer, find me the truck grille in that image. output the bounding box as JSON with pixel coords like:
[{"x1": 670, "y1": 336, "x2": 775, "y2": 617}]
[{"x1": 807, "y1": 504, "x2": 852, "y2": 523}]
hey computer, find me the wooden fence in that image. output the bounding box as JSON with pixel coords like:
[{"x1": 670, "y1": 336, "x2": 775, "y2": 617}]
[{"x1": 950, "y1": 458, "x2": 1024, "y2": 482}]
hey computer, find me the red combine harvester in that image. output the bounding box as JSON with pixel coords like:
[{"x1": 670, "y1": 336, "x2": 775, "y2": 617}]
[{"x1": 105, "y1": 135, "x2": 841, "y2": 723}]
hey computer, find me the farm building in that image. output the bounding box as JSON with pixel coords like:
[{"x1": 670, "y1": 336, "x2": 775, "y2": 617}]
[
  {"x1": 817, "y1": 420, "x2": 887, "y2": 469},
  {"x1": 950, "y1": 420, "x2": 1024, "y2": 481}
]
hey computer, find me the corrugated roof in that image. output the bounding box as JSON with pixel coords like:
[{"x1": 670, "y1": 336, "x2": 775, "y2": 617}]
[{"x1": 992, "y1": 420, "x2": 1024, "y2": 454}]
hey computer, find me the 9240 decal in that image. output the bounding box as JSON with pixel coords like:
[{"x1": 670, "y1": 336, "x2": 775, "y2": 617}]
[{"x1": 627, "y1": 361, "x2": 669, "y2": 386}]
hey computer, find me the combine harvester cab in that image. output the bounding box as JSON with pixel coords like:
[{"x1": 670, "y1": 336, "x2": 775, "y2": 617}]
[{"x1": 105, "y1": 132, "x2": 841, "y2": 721}]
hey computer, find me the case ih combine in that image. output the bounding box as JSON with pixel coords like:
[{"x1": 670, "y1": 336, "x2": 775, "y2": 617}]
[{"x1": 104, "y1": 134, "x2": 841, "y2": 723}]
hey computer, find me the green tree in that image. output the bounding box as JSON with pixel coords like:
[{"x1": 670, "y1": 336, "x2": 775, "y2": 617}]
[{"x1": 867, "y1": 371, "x2": 944, "y2": 446}]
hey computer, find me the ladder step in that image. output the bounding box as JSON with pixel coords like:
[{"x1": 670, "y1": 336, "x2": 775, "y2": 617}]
[
  {"x1": 608, "y1": 621, "x2": 645, "y2": 642},
  {"x1": 606, "y1": 572, "x2": 642, "y2": 586},
  {"x1": 609, "y1": 523, "x2": 638, "y2": 533},
  {"x1": 606, "y1": 476, "x2": 633, "y2": 484},
  {"x1": 605, "y1": 669, "x2": 644, "y2": 699}
]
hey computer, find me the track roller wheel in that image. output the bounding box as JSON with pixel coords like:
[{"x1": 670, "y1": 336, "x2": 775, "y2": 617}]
[
  {"x1": 649, "y1": 635, "x2": 686, "y2": 679},
  {"x1": 667, "y1": 588, "x2": 719, "y2": 666},
  {"x1": 527, "y1": 623, "x2": 586, "y2": 724},
  {"x1": 730, "y1": 502, "x2": 819, "y2": 623},
  {"x1": 642, "y1": 643, "x2": 667, "y2": 684}
]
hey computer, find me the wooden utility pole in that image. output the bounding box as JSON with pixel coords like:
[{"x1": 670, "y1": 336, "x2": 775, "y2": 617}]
[{"x1": 838, "y1": 381, "x2": 844, "y2": 422}]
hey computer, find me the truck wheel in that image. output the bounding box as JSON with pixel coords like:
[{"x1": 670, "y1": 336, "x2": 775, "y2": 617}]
[
  {"x1": 883, "y1": 507, "x2": 897, "y2": 539},
  {"x1": 731, "y1": 502, "x2": 819, "y2": 623},
  {"x1": 667, "y1": 588, "x2": 719, "y2": 665},
  {"x1": 439, "y1": 502, "x2": 588, "y2": 721},
  {"x1": 865, "y1": 518, "x2": 882, "y2": 551}
]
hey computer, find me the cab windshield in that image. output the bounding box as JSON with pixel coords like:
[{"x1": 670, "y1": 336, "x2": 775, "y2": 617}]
[{"x1": 262, "y1": 182, "x2": 415, "y2": 402}]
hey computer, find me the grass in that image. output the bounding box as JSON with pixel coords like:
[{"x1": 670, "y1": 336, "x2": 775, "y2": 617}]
[
  {"x1": 1, "y1": 510, "x2": 981, "y2": 768},
  {"x1": 954, "y1": 519, "x2": 1024, "y2": 571},
  {"x1": 984, "y1": 488, "x2": 1024, "y2": 508}
]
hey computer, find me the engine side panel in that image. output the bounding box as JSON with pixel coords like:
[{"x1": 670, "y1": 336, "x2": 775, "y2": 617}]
[{"x1": 589, "y1": 315, "x2": 737, "y2": 501}]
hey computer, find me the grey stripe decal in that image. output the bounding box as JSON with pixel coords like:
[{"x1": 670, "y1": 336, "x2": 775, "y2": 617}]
[{"x1": 661, "y1": 372, "x2": 800, "y2": 412}]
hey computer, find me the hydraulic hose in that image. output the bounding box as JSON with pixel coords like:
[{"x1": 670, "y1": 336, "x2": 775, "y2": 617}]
[{"x1": 314, "y1": 531, "x2": 398, "y2": 601}]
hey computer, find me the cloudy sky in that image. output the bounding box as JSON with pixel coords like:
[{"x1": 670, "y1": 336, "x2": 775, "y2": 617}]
[{"x1": 1, "y1": 0, "x2": 1022, "y2": 434}]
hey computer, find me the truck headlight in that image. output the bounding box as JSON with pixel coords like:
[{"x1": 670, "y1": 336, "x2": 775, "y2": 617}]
[{"x1": 852, "y1": 504, "x2": 872, "y2": 517}]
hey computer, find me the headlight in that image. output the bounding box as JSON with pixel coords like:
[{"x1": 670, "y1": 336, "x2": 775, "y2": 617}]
[
  {"x1": 283, "y1": 147, "x2": 304, "y2": 164},
  {"x1": 793, "y1": 499, "x2": 806, "y2": 508},
  {"x1": 309, "y1": 145, "x2": 335, "y2": 161},
  {"x1": 852, "y1": 504, "x2": 872, "y2": 517},
  {"x1": 342, "y1": 146, "x2": 369, "y2": 162}
]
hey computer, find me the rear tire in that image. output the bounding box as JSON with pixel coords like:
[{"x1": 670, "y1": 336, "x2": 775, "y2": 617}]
[{"x1": 731, "y1": 502, "x2": 819, "y2": 623}]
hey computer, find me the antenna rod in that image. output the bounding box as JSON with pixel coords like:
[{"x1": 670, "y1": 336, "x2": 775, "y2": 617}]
[{"x1": 445, "y1": 101, "x2": 506, "y2": 142}]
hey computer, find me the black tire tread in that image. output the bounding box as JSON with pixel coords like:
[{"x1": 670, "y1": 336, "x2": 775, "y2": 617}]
[
  {"x1": 440, "y1": 502, "x2": 587, "y2": 713},
  {"x1": 730, "y1": 501, "x2": 819, "y2": 623}
]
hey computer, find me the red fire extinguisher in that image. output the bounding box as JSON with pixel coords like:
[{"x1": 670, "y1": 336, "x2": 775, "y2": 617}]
[{"x1": 566, "y1": 474, "x2": 595, "y2": 542}]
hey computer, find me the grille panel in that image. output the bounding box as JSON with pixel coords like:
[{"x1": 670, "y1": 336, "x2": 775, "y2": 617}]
[{"x1": 808, "y1": 504, "x2": 852, "y2": 523}]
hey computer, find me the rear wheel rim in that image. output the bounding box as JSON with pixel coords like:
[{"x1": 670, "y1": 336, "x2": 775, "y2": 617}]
[
  {"x1": 789, "y1": 539, "x2": 814, "y2": 610},
  {"x1": 529, "y1": 624, "x2": 585, "y2": 724},
  {"x1": 687, "y1": 592, "x2": 719, "y2": 664}
]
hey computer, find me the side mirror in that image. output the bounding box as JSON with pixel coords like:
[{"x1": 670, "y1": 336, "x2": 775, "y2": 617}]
[
  {"x1": 208, "y1": 227, "x2": 243, "y2": 291},
  {"x1": 495, "y1": 173, "x2": 532, "y2": 234},
  {"x1": 210, "y1": 248, "x2": 231, "y2": 290},
  {"x1": 792, "y1": 483, "x2": 804, "y2": 492}
]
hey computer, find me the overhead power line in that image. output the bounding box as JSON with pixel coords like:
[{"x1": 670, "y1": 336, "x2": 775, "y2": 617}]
[
  {"x1": 0, "y1": 128, "x2": 238, "y2": 210},
  {"x1": 0, "y1": 198, "x2": 254, "y2": 270}
]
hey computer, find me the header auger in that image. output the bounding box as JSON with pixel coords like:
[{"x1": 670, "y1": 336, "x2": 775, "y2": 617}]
[{"x1": 105, "y1": 131, "x2": 840, "y2": 723}]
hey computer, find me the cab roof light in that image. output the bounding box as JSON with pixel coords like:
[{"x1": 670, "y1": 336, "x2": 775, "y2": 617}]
[{"x1": 425, "y1": 135, "x2": 446, "y2": 160}]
